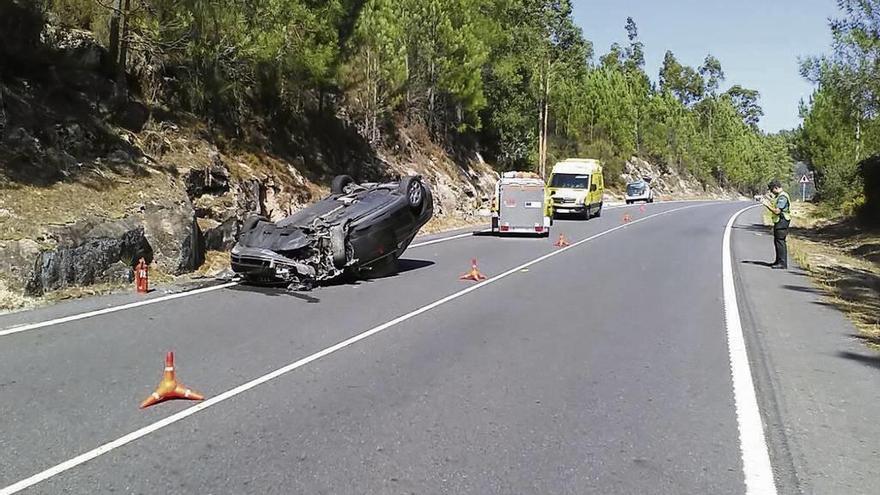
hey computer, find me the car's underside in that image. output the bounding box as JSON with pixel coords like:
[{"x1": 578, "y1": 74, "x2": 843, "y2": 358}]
[{"x1": 231, "y1": 176, "x2": 431, "y2": 290}]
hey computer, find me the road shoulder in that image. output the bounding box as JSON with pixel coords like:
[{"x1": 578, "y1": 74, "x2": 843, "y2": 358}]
[{"x1": 732, "y1": 207, "x2": 880, "y2": 494}]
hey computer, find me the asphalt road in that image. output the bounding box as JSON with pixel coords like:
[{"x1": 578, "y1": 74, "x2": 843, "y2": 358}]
[{"x1": 0, "y1": 200, "x2": 841, "y2": 494}]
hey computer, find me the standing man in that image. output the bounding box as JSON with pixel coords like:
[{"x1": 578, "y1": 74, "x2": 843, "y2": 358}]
[{"x1": 761, "y1": 179, "x2": 791, "y2": 269}]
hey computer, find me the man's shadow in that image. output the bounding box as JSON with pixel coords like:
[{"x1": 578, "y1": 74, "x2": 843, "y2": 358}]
[{"x1": 741, "y1": 260, "x2": 776, "y2": 267}]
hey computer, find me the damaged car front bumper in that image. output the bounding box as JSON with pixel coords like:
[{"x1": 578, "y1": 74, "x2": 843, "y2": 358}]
[
  {"x1": 230, "y1": 245, "x2": 317, "y2": 283},
  {"x1": 230, "y1": 218, "x2": 356, "y2": 289}
]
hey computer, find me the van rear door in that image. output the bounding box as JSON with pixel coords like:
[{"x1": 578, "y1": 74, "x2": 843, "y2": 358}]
[{"x1": 498, "y1": 183, "x2": 547, "y2": 234}]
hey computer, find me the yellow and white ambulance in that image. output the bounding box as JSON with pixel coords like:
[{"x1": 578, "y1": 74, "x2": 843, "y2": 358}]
[{"x1": 547, "y1": 159, "x2": 605, "y2": 219}]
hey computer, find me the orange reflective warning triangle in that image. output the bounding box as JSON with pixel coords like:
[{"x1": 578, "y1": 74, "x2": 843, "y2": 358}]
[
  {"x1": 554, "y1": 233, "x2": 571, "y2": 247},
  {"x1": 140, "y1": 351, "x2": 205, "y2": 409},
  {"x1": 459, "y1": 258, "x2": 487, "y2": 281}
]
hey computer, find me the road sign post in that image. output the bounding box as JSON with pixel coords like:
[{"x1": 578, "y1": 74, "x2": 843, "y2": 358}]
[{"x1": 799, "y1": 174, "x2": 810, "y2": 201}]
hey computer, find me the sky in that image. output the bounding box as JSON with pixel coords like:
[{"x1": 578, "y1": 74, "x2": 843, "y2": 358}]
[{"x1": 571, "y1": 0, "x2": 838, "y2": 133}]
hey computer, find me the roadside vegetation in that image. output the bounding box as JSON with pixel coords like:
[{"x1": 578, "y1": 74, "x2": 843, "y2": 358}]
[
  {"x1": 795, "y1": 0, "x2": 880, "y2": 219},
  {"x1": 789, "y1": 1, "x2": 880, "y2": 350},
  {"x1": 788, "y1": 204, "x2": 880, "y2": 349},
  {"x1": 6, "y1": 0, "x2": 789, "y2": 191}
]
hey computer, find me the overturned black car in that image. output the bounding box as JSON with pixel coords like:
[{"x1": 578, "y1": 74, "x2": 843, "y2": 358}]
[{"x1": 231, "y1": 175, "x2": 433, "y2": 289}]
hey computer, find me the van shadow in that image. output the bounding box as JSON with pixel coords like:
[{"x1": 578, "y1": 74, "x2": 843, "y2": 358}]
[{"x1": 472, "y1": 231, "x2": 547, "y2": 239}]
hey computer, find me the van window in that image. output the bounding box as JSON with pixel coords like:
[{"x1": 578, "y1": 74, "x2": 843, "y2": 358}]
[{"x1": 550, "y1": 174, "x2": 589, "y2": 189}]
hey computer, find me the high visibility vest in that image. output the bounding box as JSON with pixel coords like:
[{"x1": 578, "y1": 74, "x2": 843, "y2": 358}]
[{"x1": 771, "y1": 191, "x2": 791, "y2": 223}]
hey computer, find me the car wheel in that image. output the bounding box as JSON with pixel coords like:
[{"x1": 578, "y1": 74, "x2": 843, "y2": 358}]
[
  {"x1": 331, "y1": 175, "x2": 354, "y2": 194},
  {"x1": 399, "y1": 176, "x2": 425, "y2": 209}
]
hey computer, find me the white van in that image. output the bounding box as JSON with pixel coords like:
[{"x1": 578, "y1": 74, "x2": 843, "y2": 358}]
[{"x1": 490, "y1": 171, "x2": 551, "y2": 236}]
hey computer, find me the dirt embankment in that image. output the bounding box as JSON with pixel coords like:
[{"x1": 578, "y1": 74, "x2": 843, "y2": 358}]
[{"x1": 0, "y1": 25, "x2": 497, "y2": 312}]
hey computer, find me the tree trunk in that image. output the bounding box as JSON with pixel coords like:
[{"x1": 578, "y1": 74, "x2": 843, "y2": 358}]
[
  {"x1": 539, "y1": 60, "x2": 551, "y2": 178},
  {"x1": 118, "y1": 0, "x2": 130, "y2": 75},
  {"x1": 855, "y1": 119, "x2": 862, "y2": 163},
  {"x1": 428, "y1": 58, "x2": 436, "y2": 133},
  {"x1": 108, "y1": 0, "x2": 122, "y2": 69}
]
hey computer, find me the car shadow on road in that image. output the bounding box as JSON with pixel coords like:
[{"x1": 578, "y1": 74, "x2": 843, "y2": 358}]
[
  {"x1": 228, "y1": 284, "x2": 321, "y2": 303},
  {"x1": 397, "y1": 259, "x2": 435, "y2": 274}
]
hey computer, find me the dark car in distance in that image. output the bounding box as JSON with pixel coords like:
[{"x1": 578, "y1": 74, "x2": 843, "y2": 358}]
[{"x1": 231, "y1": 175, "x2": 433, "y2": 289}]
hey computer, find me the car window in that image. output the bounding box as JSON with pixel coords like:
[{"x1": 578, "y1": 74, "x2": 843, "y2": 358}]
[{"x1": 550, "y1": 173, "x2": 589, "y2": 189}]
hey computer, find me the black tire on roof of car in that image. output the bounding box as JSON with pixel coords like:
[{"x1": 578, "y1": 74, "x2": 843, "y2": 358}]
[
  {"x1": 398, "y1": 176, "x2": 424, "y2": 209},
  {"x1": 331, "y1": 175, "x2": 354, "y2": 194}
]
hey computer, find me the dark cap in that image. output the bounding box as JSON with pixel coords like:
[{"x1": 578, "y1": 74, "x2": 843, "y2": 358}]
[{"x1": 767, "y1": 179, "x2": 782, "y2": 190}]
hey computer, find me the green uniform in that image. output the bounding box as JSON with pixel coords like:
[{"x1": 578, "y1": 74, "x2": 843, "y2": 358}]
[{"x1": 772, "y1": 191, "x2": 791, "y2": 267}]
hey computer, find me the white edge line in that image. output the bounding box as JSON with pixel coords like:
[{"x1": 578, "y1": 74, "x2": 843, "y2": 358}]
[
  {"x1": 0, "y1": 283, "x2": 240, "y2": 337},
  {"x1": 722, "y1": 205, "x2": 777, "y2": 494},
  {"x1": 0, "y1": 231, "x2": 483, "y2": 337},
  {"x1": 0, "y1": 202, "x2": 713, "y2": 495}
]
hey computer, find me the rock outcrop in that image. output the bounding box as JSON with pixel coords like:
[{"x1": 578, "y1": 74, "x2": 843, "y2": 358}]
[
  {"x1": 25, "y1": 217, "x2": 150, "y2": 296},
  {"x1": 142, "y1": 199, "x2": 204, "y2": 275},
  {"x1": 619, "y1": 157, "x2": 743, "y2": 200}
]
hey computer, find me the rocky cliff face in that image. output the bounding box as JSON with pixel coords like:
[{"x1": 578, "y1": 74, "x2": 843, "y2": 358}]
[
  {"x1": 612, "y1": 157, "x2": 745, "y2": 201},
  {"x1": 0, "y1": 21, "x2": 497, "y2": 308}
]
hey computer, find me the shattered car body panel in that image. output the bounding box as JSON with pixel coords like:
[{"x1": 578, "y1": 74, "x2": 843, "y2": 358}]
[{"x1": 231, "y1": 176, "x2": 433, "y2": 288}]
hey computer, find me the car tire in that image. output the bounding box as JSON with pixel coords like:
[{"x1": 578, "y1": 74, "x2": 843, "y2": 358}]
[
  {"x1": 398, "y1": 176, "x2": 425, "y2": 209},
  {"x1": 331, "y1": 174, "x2": 354, "y2": 194}
]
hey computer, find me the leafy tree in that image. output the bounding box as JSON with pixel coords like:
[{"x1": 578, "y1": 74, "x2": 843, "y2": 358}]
[
  {"x1": 798, "y1": 0, "x2": 880, "y2": 204},
  {"x1": 724, "y1": 85, "x2": 764, "y2": 129},
  {"x1": 699, "y1": 54, "x2": 724, "y2": 96},
  {"x1": 341, "y1": 0, "x2": 407, "y2": 143},
  {"x1": 659, "y1": 51, "x2": 704, "y2": 106}
]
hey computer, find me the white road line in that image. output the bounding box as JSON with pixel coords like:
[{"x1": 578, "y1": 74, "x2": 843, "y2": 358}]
[
  {"x1": 722, "y1": 205, "x2": 777, "y2": 494},
  {"x1": 410, "y1": 231, "x2": 481, "y2": 247},
  {"x1": 407, "y1": 201, "x2": 704, "y2": 248},
  {"x1": 0, "y1": 283, "x2": 240, "y2": 338},
  {"x1": 0, "y1": 202, "x2": 714, "y2": 495},
  {"x1": 0, "y1": 230, "x2": 483, "y2": 338}
]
